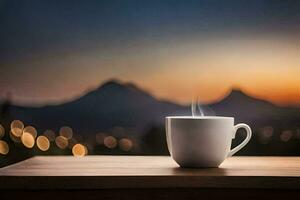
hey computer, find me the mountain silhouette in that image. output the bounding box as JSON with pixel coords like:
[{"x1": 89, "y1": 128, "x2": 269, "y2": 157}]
[
  {"x1": 2, "y1": 79, "x2": 300, "y2": 156},
  {"x1": 4, "y1": 80, "x2": 300, "y2": 132},
  {"x1": 3, "y1": 80, "x2": 300, "y2": 132},
  {"x1": 6, "y1": 79, "x2": 187, "y2": 134},
  {"x1": 209, "y1": 89, "x2": 281, "y2": 122}
]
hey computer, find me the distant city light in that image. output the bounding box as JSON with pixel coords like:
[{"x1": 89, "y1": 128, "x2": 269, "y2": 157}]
[
  {"x1": 36, "y1": 136, "x2": 50, "y2": 151},
  {"x1": 0, "y1": 140, "x2": 9, "y2": 155},
  {"x1": 11, "y1": 120, "x2": 24, "y2": 130},
  {"x1": 72, "y1": 143, "x2": 87, "y2": 157},
  {"x1": 260, "y1": 126, "x2": 274, "y2": 138},
  {"x1": 11, "y1": 127, "x2": 23, "y2": 137},
  {"x1": 59, "y1": 126, "x2": 73, "y2": 139},
  {"x1": 55, "y1": 136, "x2": 68, "y2": 149},
  {"x1": 11, "y1": 120, "x2": 24, "y2": 137},
  {"x1": 258, "y1": 126, "x2": 274, "y2": 144},
  {"x1": 21, "y1": 132, "x2": 35, "y2": 148},
  {"x1": 23, "y1": 126, "x2": 38, "y2": 139},
  {"x1": 0, "y1": 124, "x2": 5, "y2": 139},
  {"x1": 104, "y1": 136, "x2": 117, "y2": 149},
  {"x1": 119, "y1": 138, "x2": 133, "y2": 151},
  {"x1": 43, "y1": 129, "x2": 56, "y2": 142},
  {"x1": 280, "y1": 130, "x2": 293, "y2": 142},
  {"x1": 3, "y1": 119, "x2": 142, "y2": 156}
]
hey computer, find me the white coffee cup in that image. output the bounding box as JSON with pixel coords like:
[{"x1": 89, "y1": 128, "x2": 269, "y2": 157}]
[{"x1": 166, "y1": 116, "x2": 252, "y2": 168}]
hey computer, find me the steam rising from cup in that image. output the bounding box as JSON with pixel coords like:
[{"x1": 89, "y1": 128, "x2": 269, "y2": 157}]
[
  {"x1": 191, "y1": 97, "x2": 215, "y2": 117},
  {"x1": 191, "y1": 97, "x2": 204, "y2": 117}
]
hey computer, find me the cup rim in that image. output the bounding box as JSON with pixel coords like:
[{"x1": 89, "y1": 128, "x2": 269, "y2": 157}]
[{"x1": 165, "y1": 116, "x2": 234, "y2": 120}]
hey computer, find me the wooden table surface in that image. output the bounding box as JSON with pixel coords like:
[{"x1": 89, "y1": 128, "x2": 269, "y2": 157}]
[{"x1": 1, "y1": 156, "x2": 300, "y2": 190}]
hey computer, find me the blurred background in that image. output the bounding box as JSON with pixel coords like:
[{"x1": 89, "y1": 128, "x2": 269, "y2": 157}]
[{"x1": 1, "y1": 0, "x2": 300, "y2": 167}]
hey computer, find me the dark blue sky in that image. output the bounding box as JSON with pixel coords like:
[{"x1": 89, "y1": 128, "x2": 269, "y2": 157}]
[{"x1": 1, "y1": 0, "x2": 300, "y2": 62}]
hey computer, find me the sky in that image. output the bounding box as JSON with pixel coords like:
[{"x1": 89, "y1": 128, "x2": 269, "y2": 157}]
[{"x1": 1, "y1": 0, "x2": 300, "y2": 106}]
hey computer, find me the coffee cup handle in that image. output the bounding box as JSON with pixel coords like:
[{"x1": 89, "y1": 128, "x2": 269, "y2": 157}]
[{"x1": 227, "y1": 123, "x2": 252, "y2": 157}]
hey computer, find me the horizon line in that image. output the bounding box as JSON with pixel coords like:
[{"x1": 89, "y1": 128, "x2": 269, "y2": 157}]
[{"x1": 0, "y1": 79, "x2": 297, "y2": 108}]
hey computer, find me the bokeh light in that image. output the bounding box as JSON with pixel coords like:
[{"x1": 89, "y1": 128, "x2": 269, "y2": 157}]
[
  {"x1": 43, "y1": 129, "x2": 56, "y2": 142},
  {"x1": 37, "y1": 136, "x2": 50, "y2": 151},
  {"x1": 104, "y1": 136, "x2": 117, "y2": 149},
  {"x1": 11, "y1": 120, "x2": 24, "y2": 130},
  {"x1": 11, "y1": 128, "x2": 23, "y2": 137},
  {"x1": 280, "y1": 130, "x2": 293, "y2": 142},
  {"x1": 21, "y1": 132, "x2": 35, "y2": 148},
  {"x1": 119, "y1": 138, "x2": 133, "y2": 151},
  {"x1": 260, "y1": 126, "x2": 274, "y2": 138},
  {"x1": 23, "y1": 126, "x2": 37, "y2": 139},
  {"x1": 0, "y1": 124, "x2": 5, "y2": 139},
  {"x1": 55, "y1": 136, "x2": 68, "y2": 149},
  {"x1": 11, "y1": 120, "x2": 24, "y2": 137},
  {"x1": 72, "y1": 143, "x2": 87, "y2": 157},
  {"x1": 258, "y1": 126, "x2": 274, "y2": 144},
  {"x1": 59, "y1": 126, "x2": 73, "y2": 139},
  {"x1": 0, "y1": 140, "x2": 9, "y2": 155}
]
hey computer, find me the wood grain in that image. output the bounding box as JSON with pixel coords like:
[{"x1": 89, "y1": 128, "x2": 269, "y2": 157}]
[{"x1": 0, "y1": 156, "x2": 300, "y2": 189}]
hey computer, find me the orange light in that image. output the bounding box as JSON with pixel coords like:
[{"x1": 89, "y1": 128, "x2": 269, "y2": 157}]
[
  {"x1": 11, "y1": 127, "x2": 23, "y2": 137},
  {"x1": 59, "y1": 126, "x2": 73, "y2": 139},
  {"x1": 104, "y1": 136, "x2": 117, "y2": 149},
  {"x1": 119, "y1": 138, "x2": 133, "y2": 151},
  {"x1": 23, "y1": 126, "x2": 37, "y2": 139},
  {"x1": 72, "y1": 144, "x2": 87, "y2": 157},
  {"x1": 21, "y1": 132, "x2": 35, "y2": 148},
  {"x1": 11, "y1": 120, "x2": 24, "y2": 130},
  {"x1": 36, "y1": 136, "x2": 50, "y2": 151},
  {"x1": 11, "y1": 120, "x2": 24, "y2": 137},
  {"x1": 55, "y1": 136, "x2": 68, "y2": 149},
  {"x1": 0, "y1": 140, "x2": 9, "y2": 155}
]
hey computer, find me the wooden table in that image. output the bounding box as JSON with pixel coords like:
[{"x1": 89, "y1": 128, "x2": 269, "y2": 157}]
[{"x1": 0, "y1": 156, "x2": 300, "y2": 200}]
